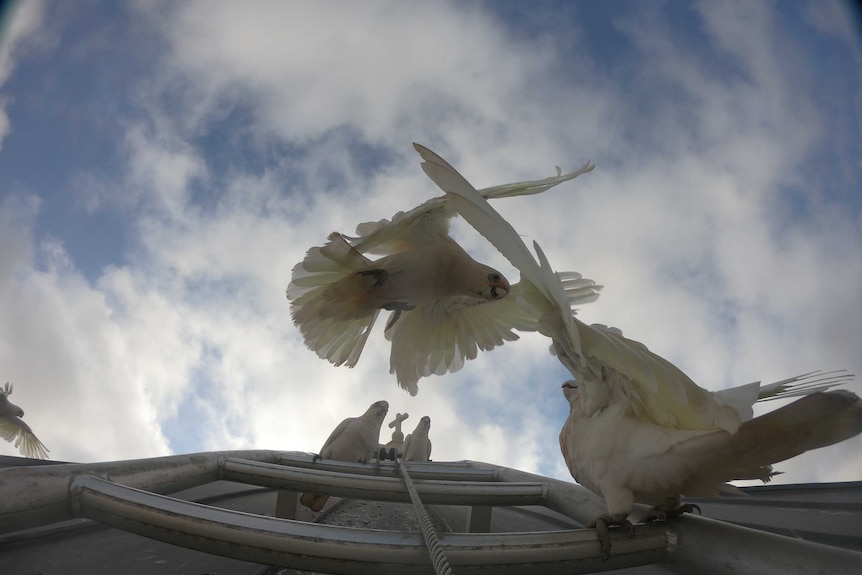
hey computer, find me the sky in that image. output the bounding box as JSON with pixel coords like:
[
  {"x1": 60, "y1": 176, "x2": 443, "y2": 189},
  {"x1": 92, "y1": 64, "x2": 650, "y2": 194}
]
[{"x1": 0, "y1": 0, "x2": 861, "y2": 488}]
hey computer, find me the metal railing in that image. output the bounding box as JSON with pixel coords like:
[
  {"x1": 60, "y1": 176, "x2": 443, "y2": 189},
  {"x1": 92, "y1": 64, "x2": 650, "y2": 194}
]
[{"x1": 1, "y1": 450, "x2": 860, "y2": 574}]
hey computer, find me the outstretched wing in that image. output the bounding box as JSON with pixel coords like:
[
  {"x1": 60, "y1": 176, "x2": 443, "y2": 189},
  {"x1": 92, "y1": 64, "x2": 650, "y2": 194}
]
[
  {"x1": 414, "y1": 142, "x2": 587, "y2": 365},
  {"x1": 348, "y1": 198, "x2": 455, "y2": 255},
  {"x1": 575, "y1": 321, "x2": 743, "y2": 432},
  {"x1": 288, "y1": 233, "x2": 380, "y2": 368},
  {"x1": 418, "y1": 143, "x2": 745, "y2": 433},
  {"x1": 0, "y1": 416, "x2": 49, "y2": 459},
  {"x1": 386, "y1": 282, "x2": 539, "y2": 394},
  {"x1": 480, "y1": 162, "x2": 596, "y2": 199},
  {"x1": 350, "y1": 149, "x2": 595, "y2": 256}
]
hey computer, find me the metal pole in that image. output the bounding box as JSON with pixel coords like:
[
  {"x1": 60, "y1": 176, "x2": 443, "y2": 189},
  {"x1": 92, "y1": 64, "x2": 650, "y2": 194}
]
[
  {"x1": 67, "y1": 473, "x2": 667, "y2": 574},
  {"x1": 478, "y1": 461, "x2": 862, "y2": 575},
  {"x1": 0, "y1": 449, "x2": 283, "y2": 533},
  {"x1": 219, "y1": 457, "x2": 547, "y2": 506}
]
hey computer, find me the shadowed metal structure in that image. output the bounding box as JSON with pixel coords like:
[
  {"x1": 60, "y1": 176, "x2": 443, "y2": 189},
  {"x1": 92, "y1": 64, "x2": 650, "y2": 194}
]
[{"x1": 1, "y1": 451, "x2": 860, "y2": 574}]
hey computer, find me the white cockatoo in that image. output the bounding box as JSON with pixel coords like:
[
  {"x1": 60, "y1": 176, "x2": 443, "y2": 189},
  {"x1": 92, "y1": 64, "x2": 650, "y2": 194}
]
[
  {"x1": 0, "y1": 382, "x2": 49, "y2": 460},
  {"x1": 560, "y1": 371, "x2": 862, "y2": 530},
  {"x1": 414, "y1": 143, "x2": 862, "y2": 551},
  {"x1": 288, "y1": 148, "x2": 598, "y2": 395},
  {"x1": 401, "y1": 415, "x2": 432, "y2": 462},
  {"x1": 300, "y1": 400, "x2": 389, "y2": 512}
]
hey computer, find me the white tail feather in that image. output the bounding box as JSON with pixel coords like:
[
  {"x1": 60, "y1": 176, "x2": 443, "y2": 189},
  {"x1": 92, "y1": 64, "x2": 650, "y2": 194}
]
[{"x1": 756, "y1": 370, "x2": 855, "y2": 402}]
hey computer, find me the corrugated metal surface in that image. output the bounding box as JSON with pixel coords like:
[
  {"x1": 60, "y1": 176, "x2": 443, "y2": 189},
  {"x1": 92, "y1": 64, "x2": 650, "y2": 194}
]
[{"x1": 686, "y1": 481, "x2": 862, "y2": 550}]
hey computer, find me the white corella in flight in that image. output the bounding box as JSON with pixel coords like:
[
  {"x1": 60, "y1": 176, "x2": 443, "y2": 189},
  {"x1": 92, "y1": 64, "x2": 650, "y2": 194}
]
[{"x1": 288, "y1": 149, "x2": 597, "y2": 394}]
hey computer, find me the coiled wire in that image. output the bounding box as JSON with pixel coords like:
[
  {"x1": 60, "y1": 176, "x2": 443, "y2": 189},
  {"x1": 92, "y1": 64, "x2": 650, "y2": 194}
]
[{"x1": 399, "y1": 462, "x2": 454, "y2": 575}]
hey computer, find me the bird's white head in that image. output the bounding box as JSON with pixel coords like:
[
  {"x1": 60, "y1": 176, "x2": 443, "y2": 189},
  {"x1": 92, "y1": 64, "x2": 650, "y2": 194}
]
[
  {"x1": 369, "y1": 400, "x2": 389, "y2": 417},
  {"x1": 561, "y1": 381, "x2": 580, "y2": 404},
  {"x1": 479, "y1": 268, "x2": 510, "y2": 301},
  {"x1": 0, "y1": 382, "x2": 24, "y2": 416}
]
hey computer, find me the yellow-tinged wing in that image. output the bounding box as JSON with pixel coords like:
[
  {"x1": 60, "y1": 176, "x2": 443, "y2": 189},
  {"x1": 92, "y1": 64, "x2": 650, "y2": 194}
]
[
  {"x1": 415, "y1": 143, "x2": 741, "y2": 433},
  {"x1": 0, "y1": 416, "x2": 49, "y2": 459},
  {"x1": 576, "y1": 320, "x2": 743, "y2": 432},
  {"x1": 386, "y1": 282, "x2": 539, "y2": 394},
  {"x1": 414, "y1": 142, "x2": 592, "y2": 365},
  {"x1": 350, "y1": 149, "x2": 596, "y2": 256}
]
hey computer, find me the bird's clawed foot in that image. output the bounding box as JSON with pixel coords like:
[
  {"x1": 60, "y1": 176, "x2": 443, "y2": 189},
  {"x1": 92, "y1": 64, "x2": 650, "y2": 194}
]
[
  {"x1": 645, "y1": 503, "x2": 701, "y2": 523},
  {"x1": 587, "y1": 514, "x2": 634, "y2": 560},
  {"x1": 311, "y1": 453, "x2": 321, "y2": 464},
  {"x1": 356, "y1": 268, "x2": 388, "y2": 288}
]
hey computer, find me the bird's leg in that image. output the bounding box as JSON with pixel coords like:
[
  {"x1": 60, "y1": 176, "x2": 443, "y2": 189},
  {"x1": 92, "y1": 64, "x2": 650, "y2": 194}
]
[
  {"x1": 382, "y1": 303, "x2": 417, "y2": 331},
  {"x1": 587, "y1": 514, "x2": 634, "y2": 561},
  {"x1": 645, "y1": 502, "x2": 701, "y2": 522},
  {"x1": 312, "y1": 453, "x2": 321, "y2": 464},
  {"x1": 355, "y1": 268, "x2": 389, "y2": 288}
]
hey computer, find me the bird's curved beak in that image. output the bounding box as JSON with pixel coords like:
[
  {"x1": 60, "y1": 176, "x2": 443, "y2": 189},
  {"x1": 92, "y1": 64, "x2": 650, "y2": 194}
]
[{"x1": 486, "y1": 278, "x2": 510, "y2": 300}]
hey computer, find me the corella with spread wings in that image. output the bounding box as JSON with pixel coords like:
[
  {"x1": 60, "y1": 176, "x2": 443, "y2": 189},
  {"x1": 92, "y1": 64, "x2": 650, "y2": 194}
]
[
  {"x1": 288, "y1": 149, "x2": 597, "y2": 394},
  {"x1": 0, "y1": 382, "x2": 49, "y2": 460},
  {"x1": 300, "y1": 400, "x2": 389, "y2": 512},
  {"x1": 415, "y1": 143, "x2": 862, "y2": 555}
]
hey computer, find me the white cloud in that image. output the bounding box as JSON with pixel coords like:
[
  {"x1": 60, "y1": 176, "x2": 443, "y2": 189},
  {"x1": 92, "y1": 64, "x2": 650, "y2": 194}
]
[
  {"x1": 0, "y1": 195, "x2": 170, "y2": 461},
  {"x1": 150, "y1": 2, "x2": 529, "y2": 140}
]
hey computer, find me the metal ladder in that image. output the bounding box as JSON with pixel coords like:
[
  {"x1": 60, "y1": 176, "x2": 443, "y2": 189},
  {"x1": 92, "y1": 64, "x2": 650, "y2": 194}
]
[{"x1": 1, "y1": 450, "x2": 859, "y2": 574}]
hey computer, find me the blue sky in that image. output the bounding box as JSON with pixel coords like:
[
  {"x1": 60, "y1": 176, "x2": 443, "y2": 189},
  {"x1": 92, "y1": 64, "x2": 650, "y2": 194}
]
[{"x1": 1, "y1": 0, "x2": 861, "y2": 486}]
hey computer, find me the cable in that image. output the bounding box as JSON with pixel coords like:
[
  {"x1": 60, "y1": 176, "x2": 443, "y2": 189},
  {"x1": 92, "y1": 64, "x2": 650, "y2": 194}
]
[{"x1": 399, "y1": 461, "x2": 454, "y2": 575}]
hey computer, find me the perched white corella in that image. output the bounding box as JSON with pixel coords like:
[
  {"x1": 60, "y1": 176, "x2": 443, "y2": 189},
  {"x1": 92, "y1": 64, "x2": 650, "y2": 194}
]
[
  {"x1": 288, "y1": 146, "x2": 597, "y2": 395},
  {"x1": 300, "y1": 400, "x2": 389, "y2": 512},
  {"x1": 401, "y1": 415, "x2": 432, "y2": 462},
  {"x1": 415, "y1": 143, "x2": 862, "y2": 552},
  {"x1": 0, "y1": 382, "x2": 49, "y2": 460},
  {"x1": 560, "y1": 371, "x2": 861, "y2": 556}
]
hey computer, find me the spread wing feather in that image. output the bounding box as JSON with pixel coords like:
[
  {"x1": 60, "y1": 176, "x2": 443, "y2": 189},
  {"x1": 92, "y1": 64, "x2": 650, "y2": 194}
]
[
  {"x1": 386, "y1": 284, "x2": 538, "y2": 394},
  {"x1": 417, "y1": 143, "x2": 742, "y2": 432}
]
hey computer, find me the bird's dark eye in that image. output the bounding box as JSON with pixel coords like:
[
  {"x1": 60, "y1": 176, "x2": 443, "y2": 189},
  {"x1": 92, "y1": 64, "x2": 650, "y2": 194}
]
[{"x1": 488, "y1": 273, "x2": 500, "y2": 283}]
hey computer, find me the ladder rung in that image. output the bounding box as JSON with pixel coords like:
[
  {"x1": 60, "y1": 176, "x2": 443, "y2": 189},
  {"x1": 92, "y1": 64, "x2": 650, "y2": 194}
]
[
  {"x1": 221, "y1": 457, "x2": 547, "y2": 506},
  {"x1": 70, "y1": 474, "x2": 668, "y2": 574}
]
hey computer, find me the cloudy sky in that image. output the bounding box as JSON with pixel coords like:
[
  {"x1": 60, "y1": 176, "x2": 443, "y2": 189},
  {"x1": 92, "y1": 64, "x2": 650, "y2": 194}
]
[{"x1": 1, "y1": 1, "x2": 861, "y2": 488}]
